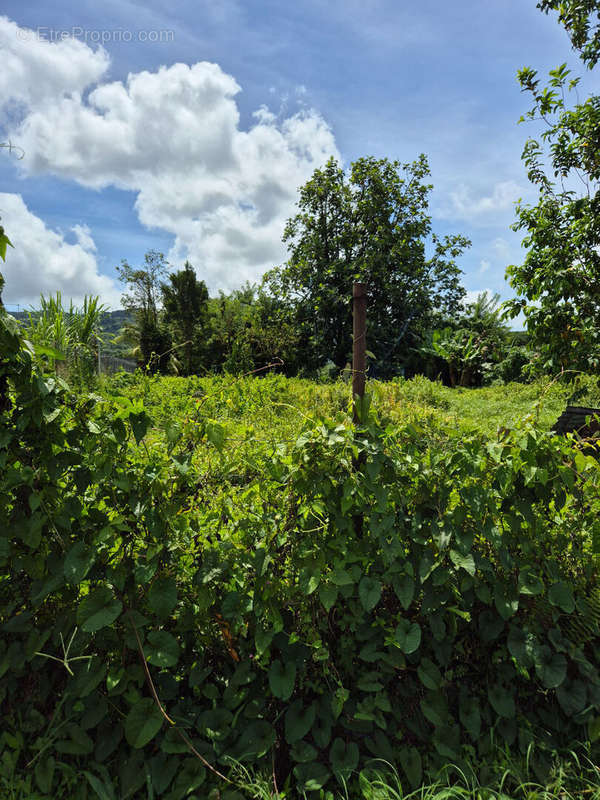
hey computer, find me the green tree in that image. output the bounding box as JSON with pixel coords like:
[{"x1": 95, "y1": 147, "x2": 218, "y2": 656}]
[
  {"x1": 505, "y1": 5, "x2": 600, "y2": 373},
  {"x1": 537, "y1": 0, "x2": 600, "y2": 67},
  {"x1": 264, "y1": 155, "x2": 469, "y2": 376},
  {"x1": 161, "y1": 261, "x2": 209, "y2": 375},
  {"x1": 421, "y1": 293, "x2": 515, "y2": 387},
  {"x1": 116, "y1": 249, "x2": 168, "y2": 326},
  {"x1": 116, "y1": 250, "x2": 172, "y2": 373},
  {"x1": 202, "y1": 284, "x2": 297, "y2": 374}
]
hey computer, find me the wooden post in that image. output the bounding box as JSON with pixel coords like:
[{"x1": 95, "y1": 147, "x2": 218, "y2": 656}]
[
  {"x1": 352, "y1": 283, "x2": 367, "y2": 423},
  {"x1": 352, "y1": 282, "x2": 367, "y2": 539}
]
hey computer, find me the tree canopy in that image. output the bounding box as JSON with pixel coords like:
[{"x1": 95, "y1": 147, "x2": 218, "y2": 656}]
[
  {"x1": 161, "y1": 261, "x2": 208, "y2": 375},
  {"x1": 264, "y1": 155, "x2": 469, "y2": 376},
  {"x1": 505, "y1": 25, "x2": 600, "y2": 373}
]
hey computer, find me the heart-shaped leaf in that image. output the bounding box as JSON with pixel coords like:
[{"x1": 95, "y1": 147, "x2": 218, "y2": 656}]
[
  {"x1": 125, "y1": 698, "x2": 163, "y2": 748},
  {"x1": 77, "y1": 587, "x2": 122, "y2": 633},
  {"x1": 268, "y1": 659, "x2": 296, "y2": 700},
  {"x1": 359, "y1": 576, "x2": 382, "y2": 612},
  {"x1": 394, "y1": 619, "x2": 421, "y2": 654}
]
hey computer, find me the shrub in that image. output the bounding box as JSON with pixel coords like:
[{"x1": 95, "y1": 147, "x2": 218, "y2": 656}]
[{"x1": 2, "y1": 307, "x2": 600, "y2": 798}]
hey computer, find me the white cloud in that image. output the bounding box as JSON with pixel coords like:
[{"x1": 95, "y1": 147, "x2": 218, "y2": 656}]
[
  {"x1": 479, "y1": 259, "x2": 491, "y2": 274},
  {"x1": 463, "y1": 288, "x2": 494, "y2": 307},
  {"x1": 72, "y1": 223, "x2": 97, "y2": 252},
  {"x1": 491, "y1": 236, "x2": 513, "y2": 263},
  {"x1": 439, "y1": 180, "x2": 521, "y2": 221},
  {"x1": 0, "y1": 17, "x2": 109, "y2": 115},
  {"x1": 2, "y1": 19, "x2": 340, "y2": 294},
  {"x1": 0, "y1": 193, "x2": 120, "y2": 308}
]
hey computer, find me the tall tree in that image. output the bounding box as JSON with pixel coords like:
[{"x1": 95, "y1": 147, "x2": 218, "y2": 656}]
[
  {"x1": 161, "y1": 261, "x2": 208, "y2": 375},
  {"x1": 116, "y1": 250, "x2": 171, "y2": 373},
  {"x1": 264, "y1": 155, "x2": 469, "y2": 375},
  {"x1": 116, "y1": 250, "x2": 168, "y2": 326},
  {"x1": 505, "y1": 4, "x2": 600, "y2": 373}
]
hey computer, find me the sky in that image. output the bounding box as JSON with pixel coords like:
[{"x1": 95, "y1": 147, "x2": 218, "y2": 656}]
[{"x1": 0, "y1": 0, "x2": 595, "y2": 311}]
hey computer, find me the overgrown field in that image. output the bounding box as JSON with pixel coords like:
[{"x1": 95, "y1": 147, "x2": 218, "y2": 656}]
[{"x1": 3, "y1": 316, "x2": 600, "y2": 800}]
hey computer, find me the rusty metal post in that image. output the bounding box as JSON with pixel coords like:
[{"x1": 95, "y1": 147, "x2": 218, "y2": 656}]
[{"x1": 352, "y1": 283, "x2": 367, "y2": 423}]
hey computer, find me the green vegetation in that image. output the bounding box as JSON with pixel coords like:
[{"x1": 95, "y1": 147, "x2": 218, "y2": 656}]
[
  {"x1": 3, "y1": 305, "x2": 600, "y2": 798},
  {"x1": 2, "y1": 4, "x2": 600, "y2": 797},
  {"x1": 505, "y1": 2, "x2": 600, "y2": 373},
  {"x1": 263, "y1": 155, "x2": 468, "y2": 377}
]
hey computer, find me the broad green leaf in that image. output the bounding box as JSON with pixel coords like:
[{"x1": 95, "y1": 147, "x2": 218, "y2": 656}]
[
  {"x1": 330, "y1": 568, "x2": 353, "y2": 586},
  {"x1": 268, "y1": 659, "x2": 295, "y2": 700},
  {"x1": 359, "y1": 576, "x2": 382, "y2": 612},
  {"x1": 199, "y1": 708, "x2": 233, "y2": 739},
  {"x1": 0, "y1": 230, "x2": 14, "y2": 261},
  {"x1": 146, "y1": 631, "x2": 179, "y2": 667},
  {"x1": 124, "y1": 698, "x2": 163, "y2": 748},
  {"x1": 433, "y1": 723, "x2": 461, "y2": 759},
  {"x1": 319, "y1": 583, "x2": 338, "y2": 611},
  {"x1": 417, "y1": 657, "x2": 442, "y2": 690},
  {"x1": 35, "y1": 757, "x2": 56, "y2": 795},
  {"x1": 507, "y1": 625, "x2": 536, "y2": 668},
  {"x1": 148, "y1": 576, "x2": 177, "y2": 618},
  {"x1": 450, "y1": 549, "x2": 475, "y2": 576},
  {"x1": 236, "y1": 721, "x2": 275, "y2": 761},
  {"x1": 420, "y1": 691, "x2": 448, "y2": 727},
  {"x1": 285, "y1": 700, "x2": 317, "y2": 744},
  {"x1": 206, "y1": 419, "x2": 225, "y2": 451},
  {"x1": 393, "y1": 573, "x2": 414, "y2": 609},
  {"x1": 330, "y1": 737, "x2": 359, "y2": 782},
  {"x1": 293, "y1": 762, "x2": 331, "y2": 792},
  {"x1": 393, "y1": 619, "x2": 421, "y2": 654},
  {"x1": 129, "y1": 411, "x2": 151, "y2": 444},
  {"x1": 299, "y1": 565, "x2": 320, "y2": 595},
  {"x1": 290, "y1": 740, "x2": 318, "y2": 763},
  {"x1": 135, "y1": 560, "x2": 157, "y2": 584},
  {"x1": 64, "y1": 542, "x2": 95, "y2": 584},
  {"x1": 548, "y1": 581, "x2": 575, "y2": 613},
  {"x1": 488, "y1": 684, "x2": 515, "y2": 718},
  {"x1": 33, "y1": 343, "x2": 66, "y2": 360},
  {"x1": 77, "y1": 587, "x2": 122, "y2": 633},
  {"x1": 533, "y1": 645, "x2": 566, "y2": 688},
  {"x1": 254, "y1": 625, "x2": 274, "y2": 655},
  {"x1": 557, "y1": 680, "x2": 587, "y2": 716},
  {"x1": 399, "y1": 746, "x2": 422, "y2": 789},
  {"x1": 494, "y1": 585, "x2": 519, "y2": 620}
]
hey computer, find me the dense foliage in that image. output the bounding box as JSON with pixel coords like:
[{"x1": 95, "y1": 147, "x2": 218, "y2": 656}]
[
  {"x1": 505, "y1": 6, "x2": 600, "y2": 374},
  {"x1": 3, "y1": 307, "x2": 600, "y2": 799},
  {"x1": 263, "y1": 156, "x2": 469, "y2": 377}
]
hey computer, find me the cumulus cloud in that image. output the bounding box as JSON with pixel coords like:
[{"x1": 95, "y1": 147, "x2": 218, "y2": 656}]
[
  {"x1": 0, "y1": 193, "x2": 120, "y2": 308},
  {"x1": 1, "y1": 18, "x2": 340, "y2": 293},
  {"x1": 0, "y1": 17, "x2": 109, "y2": 115}
]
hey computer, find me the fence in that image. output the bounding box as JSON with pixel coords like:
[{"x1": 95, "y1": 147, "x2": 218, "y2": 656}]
[{"x1": 98, "y1": 352, "x2": 137, "y2": 375}]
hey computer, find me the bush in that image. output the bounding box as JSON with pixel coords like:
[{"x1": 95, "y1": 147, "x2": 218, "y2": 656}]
[{"x1": 2, "y1": 307, "x2": 600, "y2": 798}]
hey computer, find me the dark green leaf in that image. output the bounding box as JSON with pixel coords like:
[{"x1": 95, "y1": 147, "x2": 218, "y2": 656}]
[
  {"x1": 359, "y1": 576, "x2": 382, "y2": 612},
  {"x1": 77, "y1": 587, "x2": 122, "y2": 633},
  {"x1": 268, "y1": 659, "x2": 295, "y2": 700},
  {"x1": 124, "y1": 698, "x2": 163, "y2": 748}
]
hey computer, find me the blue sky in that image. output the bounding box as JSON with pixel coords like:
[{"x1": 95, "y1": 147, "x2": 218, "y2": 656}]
[{"x1": 0, "y1": 0, "x2": 593, "y2": 310}]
